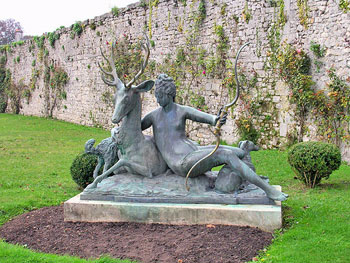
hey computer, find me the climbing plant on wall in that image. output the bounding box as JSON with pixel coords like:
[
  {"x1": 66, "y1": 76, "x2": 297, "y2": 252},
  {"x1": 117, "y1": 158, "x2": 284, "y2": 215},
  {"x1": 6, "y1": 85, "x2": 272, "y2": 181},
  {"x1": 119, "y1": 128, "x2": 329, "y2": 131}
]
[
  {"x1": 277, "y1": 43, "x2": 313, "y2": 142},
  {"x1": 43, "y1": 63, "x2": 69, "y2": 117},
  {"x1": 297, "y1": 0, "x2": 309, "y2": 28},
  {"x1": 0, "y1": 52, "x2": 9, "y2": 112},
  {"x1": 311, "y1": 69, "x2": 350, "y2": 146}
]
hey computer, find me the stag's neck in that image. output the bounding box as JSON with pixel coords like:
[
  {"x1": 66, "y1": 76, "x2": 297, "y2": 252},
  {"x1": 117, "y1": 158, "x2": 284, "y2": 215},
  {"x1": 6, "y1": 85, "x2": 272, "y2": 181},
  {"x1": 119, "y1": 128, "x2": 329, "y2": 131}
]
[{"x1": 119, "y1": 94, "x2": 143, "y2": 147}]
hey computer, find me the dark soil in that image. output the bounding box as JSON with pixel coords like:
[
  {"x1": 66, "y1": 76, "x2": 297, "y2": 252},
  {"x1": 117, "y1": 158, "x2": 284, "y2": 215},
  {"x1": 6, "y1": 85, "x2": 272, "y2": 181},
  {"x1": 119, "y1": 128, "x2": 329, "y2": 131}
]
[{"x1": 0, "y1": 206, "x2": 272, "y2": 263}]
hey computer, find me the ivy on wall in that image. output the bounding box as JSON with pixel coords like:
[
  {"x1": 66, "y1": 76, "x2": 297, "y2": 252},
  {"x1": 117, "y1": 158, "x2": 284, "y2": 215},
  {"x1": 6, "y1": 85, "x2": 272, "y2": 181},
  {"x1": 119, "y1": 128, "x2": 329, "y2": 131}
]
[
  {"x1": 339, "y1": 0, "x2": 350, "y2": 13},
  {"x1": 0, "y1": 52, "x2": 10, "y2": 112},
  {"x1": 43, "y1": 63, "x2": 69, "y2": 117},
  {"x1": 311, "y1": 69, "x2": 350, "y2": 146},
  {"x1": 297, "y1": 0, "x2": 309, "y2": 29},
  {"x1": 1, "y1": 0, "x2": 349, "y2": 149},
  {"x1": 277, "y1": 43, "x2": 313, "y2": 142},
  {"x1": 0, "y1": 49, "x2": 31, "y2": 114}
]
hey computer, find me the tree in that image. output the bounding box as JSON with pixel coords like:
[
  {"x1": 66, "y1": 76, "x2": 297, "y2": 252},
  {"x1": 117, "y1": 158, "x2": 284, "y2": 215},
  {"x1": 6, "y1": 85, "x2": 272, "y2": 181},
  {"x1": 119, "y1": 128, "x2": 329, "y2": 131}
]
[{"x1": 0, "y1": 19, "x2": 23, "y2": 45}]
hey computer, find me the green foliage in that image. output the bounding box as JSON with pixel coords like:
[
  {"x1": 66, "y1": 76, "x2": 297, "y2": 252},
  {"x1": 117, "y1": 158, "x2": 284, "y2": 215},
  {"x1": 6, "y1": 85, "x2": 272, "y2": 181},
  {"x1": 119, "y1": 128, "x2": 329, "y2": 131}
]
[
  {"x1": 70, "y1": 153, "x2": 98, "y2": 188},
  {"x1": 0, "y1": 55, "x2": 6, "y2": 65},
  {"x1": 277, "y1": 0, "x2": 287, "y2": 27},
  {"x1": 89, "y1": 22, "x2": 96, "y2": 30},
  {"x1": 43, "y1": 64, "x2": 69, "y2": 117},
  {"x1": 29, "y1": 68, "x2": 40, "y2": 91},
  {"x1": 157, "y1": 39, "x2": 208, "y2": 108},
  {"x1": 297, "y1": 0, "x2": 309, "y2": 28},
  {"x1": 47, "y1": 30, "x2": 60, "y2": 48},
  {"x1": 33, "y1": 35, "x2": 45, "y2": 49},
  {"x1": 313, "y1": 60, "x2": 323, "y2": 73},
  {"x1": 214, "y1": 24, "x2": 228, "y2": 52},
  {"x1": 277, "y1": 43, "x2": 313, "y2": 141},
  {"x1": 179, "y1": 0, "x2": 187, "y2": 6},
  {"x1": 72, "y1": 22, "x2": 83, "y2": 37},
  {"x1": 264, "y1": 0, "x2": 286, "y2": 76},
  {"x1": 0, "y1": 44, "x2": 12, "y2": 53},
  {"x1": 101, "y1": 35, "x2": 154, "y2": 86},
  {"x1": 220, "y1": 3, "x2": 227, "y2": 16},
  {"x1": 288, "y1": 142, "x2": 341, "y2": 187},
  {"x1": 0, "y1": 66, "x2": 10, "y2": 112},
  {"x1": 22, "y1": 88, "x2": 31, "y2": 103},
  {"x1": 310, "y1": 68, "x2": 350, "y2": 146},
  {"x1": 31, "y1": 59, "x2": 36, "y2": 67},
  {"x1": 16, "y1": 56, "x2": 20, "y2": 63},
  {"x1": 235, "y1": 115, "x2": 260, "y2": 144},
  {"x1": 190, "y1": 95, "x2": 208, "y2": 111},
  {"x1": 232, "y1": 14, "x2": 239, "y2": 23},
  {"x1": 242, "y1": 1, "x2": 252, "y2": 23},
  {"x1": 139, "y1": 0, "x2": 147, "y2": 8},
  {"x1": 10, "y1": 41, "x2": 24, "y2": 48},
  {"x1": 111, "y1": 6, "x2": 120, "y2": 16},
  {"x1": 339, "y1": 0, "x2": 350, "y2": 12},
  {"x1": 7, "y1": 78, "x2": 28, "y2": 114},
  {"x1": 10, "y1": 40, "x2": 24, "y2": 47},
  {"x1": 28, "y1": 43, "x2": 35, "y2": 52},
  {"x1": 198, "y1": 0, "x2": 206, "y2": 23},
  {"x1": 310, "y1": 41, "x2": 326, "y2": 58}
]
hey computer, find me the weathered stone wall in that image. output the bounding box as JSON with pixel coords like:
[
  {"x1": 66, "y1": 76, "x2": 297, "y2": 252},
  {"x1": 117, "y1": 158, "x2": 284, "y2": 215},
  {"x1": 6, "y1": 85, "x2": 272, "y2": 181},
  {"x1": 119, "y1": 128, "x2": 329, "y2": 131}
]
[{"x1": 2, "y1": 0, "x2": 350, "y2": 160}]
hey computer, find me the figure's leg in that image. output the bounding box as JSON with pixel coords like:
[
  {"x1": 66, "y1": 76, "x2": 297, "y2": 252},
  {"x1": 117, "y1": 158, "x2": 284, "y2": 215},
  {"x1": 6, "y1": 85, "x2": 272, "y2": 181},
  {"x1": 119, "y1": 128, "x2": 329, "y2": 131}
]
[
  {"x1": 93, "y1": 157, "x2": 104, "y2": 179},
  {"x1": 123, "y1": 162, "x2": 153, "y2": 178},
  {"x1": 86, "y1": 159, "x2": 126, "y2": 189},
  {"x1": 218, "y1": 151, "x2": 288, "y2": 201},
  {"x1": 180, "y1": 148, "x2": 288, "y2": 201},
  {"x1": 199, "y1": 145, "x2": 245, "y2": 159}
]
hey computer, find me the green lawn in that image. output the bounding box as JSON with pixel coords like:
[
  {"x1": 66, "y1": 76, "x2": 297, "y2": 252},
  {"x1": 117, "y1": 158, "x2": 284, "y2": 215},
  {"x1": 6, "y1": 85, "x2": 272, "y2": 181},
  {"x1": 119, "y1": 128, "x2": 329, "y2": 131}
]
[
  {"x1": 0, "y1": 114, "x2": 131, "y2": 263},
  {"x1": 0, "y1": 113, "x2": 349, "y2": 262}
]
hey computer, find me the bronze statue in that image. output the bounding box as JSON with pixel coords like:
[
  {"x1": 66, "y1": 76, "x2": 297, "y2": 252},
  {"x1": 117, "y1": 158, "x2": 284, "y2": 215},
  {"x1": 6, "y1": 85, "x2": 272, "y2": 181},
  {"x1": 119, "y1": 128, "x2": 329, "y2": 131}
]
[
  {"x1": 141, "y1": 74, "x2": 288, "y2": 201},
  {"x1": 85, "y1": 35, "x2": 168, "y2": 190},
  {"x1": 84, "y1": 34, "x2": 287, "y2": 202}
]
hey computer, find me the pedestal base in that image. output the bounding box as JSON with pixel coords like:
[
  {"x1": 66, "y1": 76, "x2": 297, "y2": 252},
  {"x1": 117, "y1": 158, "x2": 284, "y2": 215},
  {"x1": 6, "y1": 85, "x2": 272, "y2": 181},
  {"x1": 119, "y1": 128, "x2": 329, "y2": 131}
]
[{"x1": 64, "y1": 192, "x2": 282, "y2": 232}]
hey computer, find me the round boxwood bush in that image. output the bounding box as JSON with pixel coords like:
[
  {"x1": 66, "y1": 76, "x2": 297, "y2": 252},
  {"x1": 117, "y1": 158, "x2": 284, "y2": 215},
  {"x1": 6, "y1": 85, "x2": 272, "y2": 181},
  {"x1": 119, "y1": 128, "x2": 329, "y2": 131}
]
[
  {"x1": 288, "y1": 141, "x2": 341, "y2": 188},
  {"x1": 70, "y1": 153, "x2": 99, "y2": 188}
]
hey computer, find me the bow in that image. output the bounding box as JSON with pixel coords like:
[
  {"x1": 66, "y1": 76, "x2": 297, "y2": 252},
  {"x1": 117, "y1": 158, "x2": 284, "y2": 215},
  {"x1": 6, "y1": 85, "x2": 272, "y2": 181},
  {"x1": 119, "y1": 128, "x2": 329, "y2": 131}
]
[{"x1": 185, "y1": 42, "x2": 251, "y2": 191}]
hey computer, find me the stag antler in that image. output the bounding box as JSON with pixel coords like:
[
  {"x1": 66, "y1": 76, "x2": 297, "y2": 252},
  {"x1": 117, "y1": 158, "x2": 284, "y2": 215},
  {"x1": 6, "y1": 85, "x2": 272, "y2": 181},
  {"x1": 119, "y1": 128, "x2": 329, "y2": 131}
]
[
  {"x1": 125, "y1": 33, "x2": 150, "y2": 88},
  {"x1": 98, "y1": 42, "x2": 122, "y2": 87}
]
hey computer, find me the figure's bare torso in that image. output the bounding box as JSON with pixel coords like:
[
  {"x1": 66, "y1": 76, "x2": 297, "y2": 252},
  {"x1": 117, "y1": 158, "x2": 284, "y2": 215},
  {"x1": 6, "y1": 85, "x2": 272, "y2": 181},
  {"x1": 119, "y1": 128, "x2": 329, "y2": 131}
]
[{"x1": 142, "y1": 104, "x2": 216, "y2": 174}]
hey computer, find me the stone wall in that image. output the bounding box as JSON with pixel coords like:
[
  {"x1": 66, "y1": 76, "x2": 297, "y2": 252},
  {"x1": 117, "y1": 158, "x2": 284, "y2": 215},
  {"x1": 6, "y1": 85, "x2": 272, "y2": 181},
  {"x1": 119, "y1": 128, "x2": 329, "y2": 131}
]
[{"x1": 1, "y1": 0, "x2": 350, "y2": 161}]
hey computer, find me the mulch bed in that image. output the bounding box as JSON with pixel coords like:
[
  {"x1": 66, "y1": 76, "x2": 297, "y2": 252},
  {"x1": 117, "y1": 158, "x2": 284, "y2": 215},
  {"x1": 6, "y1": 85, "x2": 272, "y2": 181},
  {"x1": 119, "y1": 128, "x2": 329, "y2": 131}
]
[{"x1": 0, "y1": 206, "x2": 272, "y2": 263}]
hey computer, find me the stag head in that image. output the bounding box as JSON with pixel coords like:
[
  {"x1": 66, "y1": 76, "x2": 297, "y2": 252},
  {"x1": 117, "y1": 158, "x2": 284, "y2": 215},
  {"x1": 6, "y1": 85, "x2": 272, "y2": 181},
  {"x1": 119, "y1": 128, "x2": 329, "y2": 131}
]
[{"x1": 98, "y1": 34, "x2": 153, "y2": 124}]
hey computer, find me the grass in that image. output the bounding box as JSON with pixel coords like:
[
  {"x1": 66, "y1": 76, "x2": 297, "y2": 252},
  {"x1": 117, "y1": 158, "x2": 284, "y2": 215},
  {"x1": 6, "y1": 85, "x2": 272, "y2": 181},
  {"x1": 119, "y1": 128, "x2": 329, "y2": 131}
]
[
  {"x1": 1, "y1": 113, "x2": 350, "y2": 262},
  {"x1": 247, "y1": 151, "x2": 350, "y2": 262},
  {"x1": 0, "y1": 114, "x2": 131, "y2": 263}
]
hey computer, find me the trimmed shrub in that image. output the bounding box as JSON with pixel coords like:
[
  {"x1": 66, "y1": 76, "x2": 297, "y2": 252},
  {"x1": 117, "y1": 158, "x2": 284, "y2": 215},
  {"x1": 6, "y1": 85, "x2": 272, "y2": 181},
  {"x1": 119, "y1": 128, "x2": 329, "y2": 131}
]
[
  {"x1": 70, "y1": 153, "x2": 99, "y2": 188},
  {"x1": 288, "y1": 141, "x2": 341, "y2": 187}
]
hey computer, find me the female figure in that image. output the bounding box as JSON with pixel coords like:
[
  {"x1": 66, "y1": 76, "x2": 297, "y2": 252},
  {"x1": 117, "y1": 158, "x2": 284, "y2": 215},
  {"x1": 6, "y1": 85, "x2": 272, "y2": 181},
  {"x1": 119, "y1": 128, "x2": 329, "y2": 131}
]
[{"x1": 142, "y1": 74, "x2": 288, "y2": 201}]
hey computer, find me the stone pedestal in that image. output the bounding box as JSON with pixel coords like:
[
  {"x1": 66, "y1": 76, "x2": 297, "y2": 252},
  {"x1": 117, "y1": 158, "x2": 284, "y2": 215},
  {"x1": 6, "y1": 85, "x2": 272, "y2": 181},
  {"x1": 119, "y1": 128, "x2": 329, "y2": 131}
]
[{"x1": 64, "y1": 192, "x2": 282, "y2": 232}]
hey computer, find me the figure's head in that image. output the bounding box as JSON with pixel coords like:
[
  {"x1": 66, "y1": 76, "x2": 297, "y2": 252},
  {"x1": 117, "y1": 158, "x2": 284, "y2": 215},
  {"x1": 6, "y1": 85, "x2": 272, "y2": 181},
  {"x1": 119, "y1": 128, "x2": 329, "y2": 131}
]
[
  {"x1": 238, "y1": 140, "x2": 259, "y2": 152},
  {"x1": 155, "y1": 74, "x2": 176, "y2": 106}
]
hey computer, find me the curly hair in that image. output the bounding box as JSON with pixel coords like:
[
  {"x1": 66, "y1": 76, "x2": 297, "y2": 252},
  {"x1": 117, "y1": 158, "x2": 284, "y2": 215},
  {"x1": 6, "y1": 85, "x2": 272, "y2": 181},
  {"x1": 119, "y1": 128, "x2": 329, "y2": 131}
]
[{"x1": 155, "y1": 74, "x2": 176, "y2": 101}]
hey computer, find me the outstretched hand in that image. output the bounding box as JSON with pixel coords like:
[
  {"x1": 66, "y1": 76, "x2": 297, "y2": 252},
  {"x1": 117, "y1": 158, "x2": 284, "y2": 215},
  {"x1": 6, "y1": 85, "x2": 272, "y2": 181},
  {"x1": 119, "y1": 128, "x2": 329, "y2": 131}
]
[{"x1": 216, "y1": 108, "x2": 228, "y2": 126}]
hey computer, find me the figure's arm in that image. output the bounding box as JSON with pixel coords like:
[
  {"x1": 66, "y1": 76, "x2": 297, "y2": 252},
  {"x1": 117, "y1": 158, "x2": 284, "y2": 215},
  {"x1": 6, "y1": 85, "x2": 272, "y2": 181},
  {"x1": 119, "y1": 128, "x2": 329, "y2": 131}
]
[
  {"x1": 183, "y1": 105, "x2": 217, "y2": 126},
  {"x1": 141, "y1": 112, "x2": 153, "y2": 130}
]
